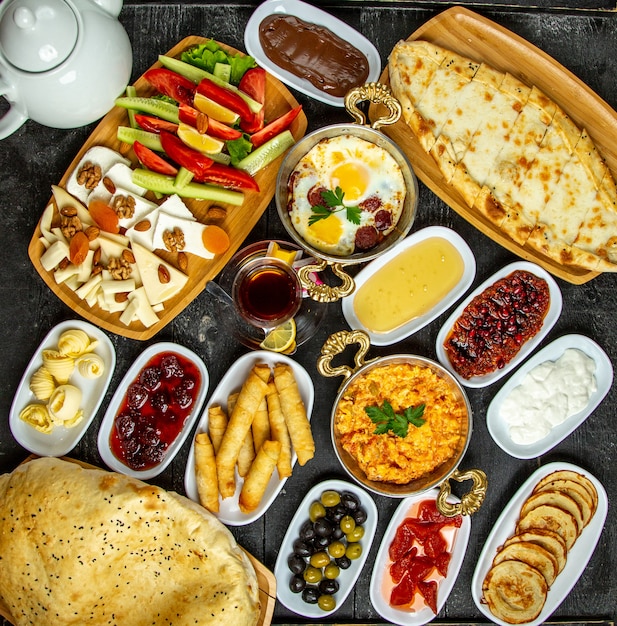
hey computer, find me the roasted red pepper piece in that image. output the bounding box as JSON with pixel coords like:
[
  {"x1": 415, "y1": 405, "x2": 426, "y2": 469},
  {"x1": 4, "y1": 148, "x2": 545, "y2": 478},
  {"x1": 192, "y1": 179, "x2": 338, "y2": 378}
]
[
  {"x1": 417, "y1": 579, "x2": 439, "y2": 614},
  {"x1": 239, "y1": 67, "x2": 266, "y2": 133},
  {"x1": 144, "y1": 68, "x2": 196, "y2": 106},
  {"x1": 133, "y1": 141, "x2": 179, "y2": 176},
  {"x1": 389, "y1": 546, "x2": 418, "y2": 584},
  {"x1": 434, "y1": 550, "x2": 452, "y2": 577},
  {"x1": 178, "y1": 104, "x2": 242, "y2": 140},
  {"x1": 417, "y1": 499, "x2": 463, "y2": 527},
  {"x1": 390, "y1": 573, "x2": 416, "y2": 607},
  {"x1": 389, "y1": 520, "x2": 416, "y2": 561},
  {"x1": 196, "y1": 162, "x2": 259, "y2": 192},
  {"x1": 159, "y1": 131, "x2": 213, "y2": 179},
  {"x1": 423, "y1": 530, "x2": 448, "y2": 560},
  {"x1": 250, "y1": 105, "x2": 302, "y2": 148},
  {"x1": 134, "y1": 113, "x2": 179, "y2": 134},
  {"x1": 196, "y1": 77, "x2": 253, "y2": 122}
]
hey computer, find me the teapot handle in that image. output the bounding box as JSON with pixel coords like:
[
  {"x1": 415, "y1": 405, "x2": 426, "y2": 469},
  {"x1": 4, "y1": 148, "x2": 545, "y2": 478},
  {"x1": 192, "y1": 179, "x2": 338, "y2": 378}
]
[
  {"x1": 92, "y1": 0, "x2": 123, "y2": 17},
  {"x1": 0, "y1": 76, "x2": 27, "y2": 140}
]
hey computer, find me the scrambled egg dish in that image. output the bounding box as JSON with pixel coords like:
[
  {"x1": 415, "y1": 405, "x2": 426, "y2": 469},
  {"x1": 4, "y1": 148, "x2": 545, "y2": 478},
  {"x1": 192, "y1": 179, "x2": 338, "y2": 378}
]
[{"x1": 334, "y1": 362, "x2": 467, "y2": 484}]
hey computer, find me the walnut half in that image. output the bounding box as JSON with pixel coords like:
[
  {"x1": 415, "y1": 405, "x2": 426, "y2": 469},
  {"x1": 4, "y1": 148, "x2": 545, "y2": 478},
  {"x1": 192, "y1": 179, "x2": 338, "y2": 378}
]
[{"x1": 163, "y1": 227, "x2": 185, "y2": 252}]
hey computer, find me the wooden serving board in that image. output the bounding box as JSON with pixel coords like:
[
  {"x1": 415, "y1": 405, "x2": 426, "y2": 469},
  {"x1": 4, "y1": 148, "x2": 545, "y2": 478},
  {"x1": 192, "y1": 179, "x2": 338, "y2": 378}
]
[
  {"x1": 0, "y1": 457, "x2": 276, "y2": 626},
  {"x1": 28, "y1": 36, "x2": 307, "y2": 340},
  {"x1": 369, "y1": 6, "x2": 617, "y2": 285}
]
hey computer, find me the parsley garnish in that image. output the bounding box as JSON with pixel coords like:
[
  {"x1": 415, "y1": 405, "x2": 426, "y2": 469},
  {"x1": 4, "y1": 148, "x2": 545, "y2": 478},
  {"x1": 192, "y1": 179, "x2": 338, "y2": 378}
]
[
  {"x1": 308, "y1": 186, "x2": 362, "y2": 226},
  {"x1": 365, "y1": 401, "x2": 426, "y2": 438}
]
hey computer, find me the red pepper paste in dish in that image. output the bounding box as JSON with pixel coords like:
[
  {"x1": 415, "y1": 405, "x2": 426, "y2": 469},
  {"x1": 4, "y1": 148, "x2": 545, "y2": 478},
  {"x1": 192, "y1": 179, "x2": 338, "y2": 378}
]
[
  {"x1": 258, "y1": 14, "x2": 370, "y2": 97},
  {"x1": 443, "y1": 270, "x2": 550, "y2": 379},
  {"x1": 110, "y1": 352, "x2": 201, "y2": 470}
]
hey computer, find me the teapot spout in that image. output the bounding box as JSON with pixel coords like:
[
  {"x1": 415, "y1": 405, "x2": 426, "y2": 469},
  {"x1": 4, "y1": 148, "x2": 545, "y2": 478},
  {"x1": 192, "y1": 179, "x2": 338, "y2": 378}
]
[{"x1": 92, "y1": 0, "x2": 123, "y2": 18}]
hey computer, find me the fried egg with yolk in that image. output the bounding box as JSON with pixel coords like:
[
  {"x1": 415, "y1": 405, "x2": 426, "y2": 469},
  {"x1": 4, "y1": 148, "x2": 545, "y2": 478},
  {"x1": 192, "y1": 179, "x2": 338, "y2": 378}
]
[{"x1": 287, "y1": 134, "x2": 406, "y2": 256}]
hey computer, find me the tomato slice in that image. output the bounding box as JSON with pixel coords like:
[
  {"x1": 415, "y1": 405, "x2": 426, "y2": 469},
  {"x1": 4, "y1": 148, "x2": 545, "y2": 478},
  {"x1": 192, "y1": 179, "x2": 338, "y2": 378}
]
[
  {"x1": 159, "y1": 131, "x2": 214, "y2": 179},
  {"x1": 177, "y1": 104, "x2": 242, "y2": 140},
  {"x1": 144, "y1": 68, "x2": 196, "y2": 106},
  {"x1": 197, "y1": 162, "x2": 259, "y2": 192},
  {"x1": 250, "y1": 105, "x2": 302, "y2": 148},
  {"x1": 196, "y1": 77, "x2": 253, "y2": 122},
  {"x1": 239, "y1": 67, "x2": 266, "y2": 133},
  {"x1": 133, "y1": 141, "x2": 178, "y2": 176},
  {"x1": 134, "y1": 113, "x2": 179, "y2": 134}
]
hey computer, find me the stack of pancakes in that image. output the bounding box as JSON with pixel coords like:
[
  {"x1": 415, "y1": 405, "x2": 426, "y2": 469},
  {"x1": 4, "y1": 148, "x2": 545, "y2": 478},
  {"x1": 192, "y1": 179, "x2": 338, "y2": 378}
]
[{"x1": 482, "y1": 469, "x2": 598, "y2": 624}]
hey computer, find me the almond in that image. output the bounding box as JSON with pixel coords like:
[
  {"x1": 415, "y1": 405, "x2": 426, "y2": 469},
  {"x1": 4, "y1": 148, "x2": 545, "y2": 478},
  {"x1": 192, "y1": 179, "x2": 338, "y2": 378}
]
[
  {"x1": 158, "y1": 264, "x2": 171, "y2": 284},
  {"x1": 205, "y1": 205, "x2": 227, "y2": 225},
  {"x1": 91, "y1": 264, "x2": 103, "y2": 276},
  {"x1": 177, "y1": 252, "x2": 188, "y2": 272},
  {"x1": 58, "y1": 257, "x2": 70, "y2": 270},
  {"x1": 114, "y1": 292, "x2": 129, "y2": 303},
  {"x1": 134, "y1": 219, "x2": 151, "y2": 232},
  {"x1": 103, "y1": 176, "x2": 116, "y2": 194},
  {"x1": 121, "y1": 249, "x2": 136, "y2": 265},
  {"x1": 92, "y1": 247, "x2": 101, "y2": 265},
  {"x1": 84, "y1": 225, "x2": 100, "y2": 241}
]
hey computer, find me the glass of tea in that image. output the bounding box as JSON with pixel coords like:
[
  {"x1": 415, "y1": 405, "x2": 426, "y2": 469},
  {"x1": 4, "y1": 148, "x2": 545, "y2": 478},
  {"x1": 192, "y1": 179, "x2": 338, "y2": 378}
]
[{"x1": 232, "y1": 257, "x2": 302, "y2": 330}]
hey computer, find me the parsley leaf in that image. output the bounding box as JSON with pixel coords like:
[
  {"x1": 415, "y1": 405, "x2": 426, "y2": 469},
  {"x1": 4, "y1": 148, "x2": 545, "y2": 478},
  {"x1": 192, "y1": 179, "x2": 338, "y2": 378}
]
[
  {"x1": 365, "y1": 401, "x2": 426, "y2": 438},
  {"x1": 309, "y1": 186, "x2": 362, "y2": 225}
]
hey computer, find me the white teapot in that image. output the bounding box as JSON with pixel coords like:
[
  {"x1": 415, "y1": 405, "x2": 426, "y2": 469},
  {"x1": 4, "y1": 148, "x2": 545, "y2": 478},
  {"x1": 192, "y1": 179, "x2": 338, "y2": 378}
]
[{"x1": 0, "y1": 0, "x2": 132, "y2": 138}]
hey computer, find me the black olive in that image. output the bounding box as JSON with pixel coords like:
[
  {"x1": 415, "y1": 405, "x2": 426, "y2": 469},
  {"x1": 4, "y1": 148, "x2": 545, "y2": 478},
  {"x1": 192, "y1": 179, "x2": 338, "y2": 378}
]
[
  {"x1": 341, "y1": 492, "x2": 360, "y2": 511},
  {"x1": 331, "y1": 526, "x2": 344, "y2": 541},
  {"x1": 293, "y1": 539, "x2": 312, "y2": 558},
  {"x1": 312, "y1": 535, "x2": 331, "y2": 550},
  {"x1": 302, "y1": 586, "x2": 320, "y2": 604},
  {"x1": 288, "y1": 554, "x2": 306, "y2": 575},
  {"x1": 289, "y1": 574, "x2": 306, "y2": 593},
  {"x1": 336, "y1": 555, "x2": 352, "y2": 570},
  {"x1": 353, "y1": 507, "x2": 368, "y2": 525},
  {"x1": 319, "y1": 578, "x2": 340, "y2": 595},
  {"x1": 314, "y1": 517, "x2": 334, "y2": 537},
  {"x1": 327, "y1": 503, "x2": 347, "y2": 523},
  {"x1": 299, "y1": 520, "x2": 315, "y2": 541}
]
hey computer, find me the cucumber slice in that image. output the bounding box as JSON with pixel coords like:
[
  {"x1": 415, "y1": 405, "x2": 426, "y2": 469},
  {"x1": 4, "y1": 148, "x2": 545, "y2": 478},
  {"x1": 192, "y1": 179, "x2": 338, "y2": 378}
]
[
  {"x1": 115, "y1": 97, "x2": 180, "y2": 124},
  {"x1": 117, "y1": 127, "x2": 164, "y2": 152},
  {"x1": 236, "y1": 130, "x2": 296, "y2": 177},
  {"x1": 213, "y1": 62, "x2": 232, "y2": 83},
  {"x1": 125, "y1": 86, "x2": 139, "y2": 129},
  {"x1": 132, "y1": 169, "x2": 244, "y2": 205},
  {"x1": 158, "y1": 55, "x2": 262, "y2": 114},
  {"x1": 174, "y1": 167, "x2": 194, "y2": 190}
]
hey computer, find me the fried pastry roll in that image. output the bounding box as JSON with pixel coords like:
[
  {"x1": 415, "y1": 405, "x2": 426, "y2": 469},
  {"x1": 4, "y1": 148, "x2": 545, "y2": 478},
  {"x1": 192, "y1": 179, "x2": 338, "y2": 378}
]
[
  {"x1": 194, "y1": 432, "x2": 219, "y2": 513},
  {"x1": 266, "y1": 381, "x2": 293, "y2": 478},
  {"x1": 207, "y1": 405, "x2": 228, "y2": 455},
  {"x1": 252, "y1": 397, "x2": 271, "y2": 454},
  {"x1": 238, "y1": 440, "x2": 281, "y2": 513}
]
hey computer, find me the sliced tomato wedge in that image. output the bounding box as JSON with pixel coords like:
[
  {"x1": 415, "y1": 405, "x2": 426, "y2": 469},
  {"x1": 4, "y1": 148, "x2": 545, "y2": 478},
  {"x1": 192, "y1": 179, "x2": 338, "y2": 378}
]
[
  {"x1": 159, "y1": 131, "x2": 214, "y2": 179},
  {"x1": 133, "y1": 140, "x2": 178, "y2": 176},
  {"x1": 196, "y1": 162, "x2": 259, "y2": 192},
  {"x1": 134, "y1": 113, "x2": 179, "y2": 134},
  {"x1": 196, "y1": 77, "x2": 253, "y2": 123},
  {"x1": 178, "y1": 104, "x2": 242, "y2": 140},
  {"x1": 250, "y1": 105, "x2": 302, "y2": 148},
  {"x1": 143, "y1": 68, "x2": 196, "y2": 106},
  {"x1": 239, "y1": 67, "x2": 266, "y2": 133}
]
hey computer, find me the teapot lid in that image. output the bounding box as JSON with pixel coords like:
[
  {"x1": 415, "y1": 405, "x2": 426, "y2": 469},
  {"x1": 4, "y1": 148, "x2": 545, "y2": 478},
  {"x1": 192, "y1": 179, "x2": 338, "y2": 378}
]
[{"x1": 0, "y1": 0, "x2": 78, "y2": 72}]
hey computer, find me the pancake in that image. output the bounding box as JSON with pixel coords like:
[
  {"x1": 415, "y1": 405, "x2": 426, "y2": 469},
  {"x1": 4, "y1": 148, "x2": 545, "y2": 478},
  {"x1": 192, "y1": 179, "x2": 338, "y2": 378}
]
[
  {"x1": 503, "y1": 529, "x2": 568, "y2": 574},
  {"x1": 533, "y1": 478, "x2": 595, "y2": 526},
  {"x1": 492, "y1": 541, "x2": 559, "y2": 586},
  {"x1": 516, "y1": 503, "x2": 579, "y2": 550},
  {"x1": 534, "y1": 470, "x2": 598, "y2": 512},
  {"x1": 519, "y1": 489, "x2": 585, "y2": 536}
]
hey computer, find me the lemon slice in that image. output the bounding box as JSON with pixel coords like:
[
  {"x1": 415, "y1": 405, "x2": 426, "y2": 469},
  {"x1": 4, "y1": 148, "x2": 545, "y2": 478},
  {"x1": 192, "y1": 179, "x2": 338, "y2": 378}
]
[
  {"x1": 260, "y1": 318, "x2": 297, "y2": 353},
  {"x1": 268, "y1": 241, "x2": 299, "y2": 266},
  {"x1": 193, "y1": 92, "x2": 240, "y2": 125},
  {"x1": 177, "y1": 122, "x2": 225, "y2": 155}
]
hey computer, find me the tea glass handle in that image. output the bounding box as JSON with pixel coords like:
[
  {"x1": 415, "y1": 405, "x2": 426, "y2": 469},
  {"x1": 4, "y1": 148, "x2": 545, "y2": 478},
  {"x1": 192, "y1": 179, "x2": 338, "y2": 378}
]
[
  {"x1": 436, "y1": 468, "x2": 488, "y2": 517},
  {"x1": 0, "y1": 75, "x2": 27, "y2": 140},
  {"x1": 297, "y1": 259, "x2": 355, "y2": 303},
  {"x1": 317, "y1": 329, "x2": 377, "y2": 388},
  {"x1": 344, "y1": 82, "x2": 402, "y2": 130}
]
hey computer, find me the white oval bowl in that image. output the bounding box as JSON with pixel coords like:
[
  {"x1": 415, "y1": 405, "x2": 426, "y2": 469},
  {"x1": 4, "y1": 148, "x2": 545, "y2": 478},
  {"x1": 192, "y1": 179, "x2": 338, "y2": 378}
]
[
  {"x1": 436, "y1": 261, "x2": 562, "y2": 388},
  {"x1": 471, "y1": 461, "x2": 607, "y2": 626},
  {"x1": 184, "y1": 350, "x2": 314, "y2": 526},
  {"x1": 342, "y1": 226, "x2": 476, "y2": 345},
  {"x1": 10, "y1": 320, "x2": 116, "y2": 457},
  {"x1": 486, "y1": 334, "x2": 613, "y2": 459},
  {"x1": 274, "y1": 478, "x2": 378, "y2": 618},
  {"x1": 98, "y1": 342, "x2": 209, "y2": 480},
  {"x1": 369, "y1": 489, "x2": 471, "y2": 625},
  {"x1": 244, "y1": 0, "x2": 382, "y2": 107}
]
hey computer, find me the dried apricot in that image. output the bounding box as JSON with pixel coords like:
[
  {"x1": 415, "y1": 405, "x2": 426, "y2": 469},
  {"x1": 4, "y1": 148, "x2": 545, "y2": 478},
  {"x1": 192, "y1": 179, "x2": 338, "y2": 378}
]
[
  {"x1": 202, "y1": 224, "x2": 230, "y2": 254},
  {"x1": 88, "y1": 199, "x2": 120, "y2": 233},
  {"x1": 69, "y1": 231, "x2": 90, "y2": 265}
]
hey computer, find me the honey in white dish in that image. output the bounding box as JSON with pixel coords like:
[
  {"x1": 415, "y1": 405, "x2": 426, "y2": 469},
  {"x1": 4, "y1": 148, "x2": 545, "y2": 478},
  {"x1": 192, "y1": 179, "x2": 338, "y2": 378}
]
[{"x1": 353, "y1": 237, "x2": 464, "y2": 333}]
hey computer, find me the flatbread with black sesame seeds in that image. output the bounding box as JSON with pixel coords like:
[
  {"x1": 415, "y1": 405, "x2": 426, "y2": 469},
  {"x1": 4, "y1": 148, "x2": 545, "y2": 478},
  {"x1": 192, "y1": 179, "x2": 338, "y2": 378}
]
[{"x1": 0, "y1": 457, "x2": 260, "y2": 626}]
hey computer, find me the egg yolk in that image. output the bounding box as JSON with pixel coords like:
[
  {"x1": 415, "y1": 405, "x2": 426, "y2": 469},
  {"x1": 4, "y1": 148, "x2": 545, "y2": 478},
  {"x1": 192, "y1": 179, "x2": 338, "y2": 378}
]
[
  {"x1": 309, "y1": 213, "x2": 343, "y2": 245},
  {"x1": 330, "y1": 161, "x2": 370, "y2": 203}
]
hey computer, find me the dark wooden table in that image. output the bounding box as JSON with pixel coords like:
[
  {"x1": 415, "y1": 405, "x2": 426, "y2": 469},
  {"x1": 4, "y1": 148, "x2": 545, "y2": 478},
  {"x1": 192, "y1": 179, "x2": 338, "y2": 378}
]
[{"x1": 1, "y1": 2, "x2": 616, "y2": 624}]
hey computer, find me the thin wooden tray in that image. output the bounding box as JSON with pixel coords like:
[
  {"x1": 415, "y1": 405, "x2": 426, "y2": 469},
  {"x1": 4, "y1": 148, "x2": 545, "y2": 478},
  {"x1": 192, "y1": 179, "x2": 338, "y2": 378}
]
[
  {"x1": 28, "y1": 36, "x2": 307, "y2": 340},
  {"x1": 369, "y1": 6, "x2": 617, "y2": 284},
  {"x1": 0, "y1": 457, "x2": 276, "y2": 625}
]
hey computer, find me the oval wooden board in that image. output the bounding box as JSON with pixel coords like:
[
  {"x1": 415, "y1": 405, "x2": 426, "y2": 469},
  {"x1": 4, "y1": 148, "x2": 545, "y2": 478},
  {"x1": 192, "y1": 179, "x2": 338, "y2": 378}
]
[
  {"x1": 369, "y1": 6, "x2": 617, "y2": 284},
  {"x1": 28, "y1": 36, "x2": 307, "y2": 340}
]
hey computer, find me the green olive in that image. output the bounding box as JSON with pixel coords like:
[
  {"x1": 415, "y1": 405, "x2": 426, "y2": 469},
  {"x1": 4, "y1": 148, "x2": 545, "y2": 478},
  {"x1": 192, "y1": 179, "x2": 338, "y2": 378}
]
[
  {"x1": 327, "y1": 540, "x2": 346, "y2": 559},
  {"x1": 309, "y1": 501, "x2": 326, "y2": 522},
  {"x1": 324, "y1": 563, "x2": 340, "y2": 580},
  {"x1": 345, "y1": 543, "x2": 363, "y2": 560},
  {"x1": 346, "y1": 525, "x2": 365, "y2": 542},
  {"x1": 309, "y1": 550, "x2": 331, "y2": 569},
  {"x1": 303, "y1": 565, "x2": 323, "y2": 584},
  {"x1": 340, "y1": 515, "x2": 356, "y2": 534},
  {"x1": 320, "y1": 489, "x2": 341, "y2": 508},
  {"x1": 318, "y1": 594, "x2": 336, "y2": 611}
]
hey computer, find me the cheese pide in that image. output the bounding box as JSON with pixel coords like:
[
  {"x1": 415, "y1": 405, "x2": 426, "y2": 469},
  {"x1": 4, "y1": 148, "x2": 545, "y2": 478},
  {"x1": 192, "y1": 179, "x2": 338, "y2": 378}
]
[{"x1": 388, "y1": 40, "x2": 617, "y2": 272}]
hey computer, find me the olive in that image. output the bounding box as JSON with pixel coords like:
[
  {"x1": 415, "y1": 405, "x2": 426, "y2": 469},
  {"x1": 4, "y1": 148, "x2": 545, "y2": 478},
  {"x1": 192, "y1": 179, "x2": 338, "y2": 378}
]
[
  {"x1": 331, "y1": 526, "x2": 344, "y2": 541},
  {"x1": 303, "y1": 566, "x2": 323, "y2": 584},
  {"x1": 319, "y1": 578, "x2": 340, "y2": 595},
  {"x1": 317, "y1": 594, "x2": 337, "y2": 611},
  {"x1": 327, "y1": 540, "x2": 346, "y2": 559},
  {"x1": 327, "y1": 503, "x2": 347, "y2": 523},
  {"x1": 292, "y1": 538, "x2": 312, "y2": 558},
  {"x1": 353, "y1": 507, "x2": 368, "y2": 525},
  {"x1": 289, "y1": 574, "x2": 306, "y2": 593},
  {"x1": 341, "y1": 492, "x2": 360, "y2": 511},
  {"x1": 312, "y1": 535, "x2": 331, "y2": 550},
  {"x1": 299, "y1": 519, "x2": 316, "y2": 541},
  {"x1": 320, "y1": 489, "x2": 341, "y2": 508},
  {"x1": 302, "y1": 587, "x2": 320, "y2": 604},
  {"x1": 288, "y1": 554, "x2": 306, "y2": 575},
  {"x1": 346, "y1": 543, "x2": 363, "y2": 560},
  {"x1": 314, "y1": 517, "x2": 334, "y2": 537},
  {"x1": 323, "y1": 563, "x2": 340, "y2": 580},
  {"x1": 346, "y1": 525, "x2": 365, "y2": 542},
  {"x1": 309, "y1": 550, "x2": 331, "y2": 569},
  {"x1": 336, "y1": 555, "x2": 352, "y2": 570},
  {"x1": 340, "y1": 515, "x2": 356, "y2": 534},
  {"x1": 309, "y1": 501, "x2": 326, "y2": 522}
]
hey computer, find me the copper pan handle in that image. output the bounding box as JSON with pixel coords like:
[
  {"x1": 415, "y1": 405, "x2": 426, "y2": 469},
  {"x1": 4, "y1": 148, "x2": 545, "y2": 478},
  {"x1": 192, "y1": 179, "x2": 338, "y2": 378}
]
[
  {"x1": 437, "y1": 468, "x2": 488, "y2": 517},
  {"x1": 344, "y1": 82, "x2": 402, "y2": 130},
  {"x1": 297, "y1": 259, "x2": 355, "y2": 303},
  {"x1": 317, "y1": 329, "x2": 377, "y2": 388}
]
